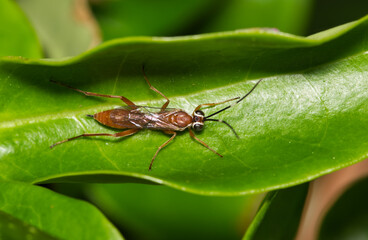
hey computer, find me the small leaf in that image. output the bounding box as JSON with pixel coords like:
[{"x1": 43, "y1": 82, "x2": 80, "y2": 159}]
[
  {"x1": 243, "y1": 183, "x2": 309, "y2": 240},
  {"x1": 0, "y1": 0, "x2": 41, "y2": 58},
  {"x1": 0, "y1": 182, "x2": 124, "y2": 240},
  {"x1": 17, "y1": 0, "x2": 101, "y2": 58}
]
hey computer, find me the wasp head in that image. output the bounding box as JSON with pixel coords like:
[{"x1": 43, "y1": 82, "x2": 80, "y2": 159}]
[{"x1": 192, "y1": 110, "x2": 205, "y2": 131}]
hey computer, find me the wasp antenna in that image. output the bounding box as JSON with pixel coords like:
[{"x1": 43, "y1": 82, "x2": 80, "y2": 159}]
[
  {"x1": 86, "y1": 114, "x2": 94, "y2": 118},
  {"x1": 205, "y1": 78, "x2": 263, "y2": 119},
  {"x1": 235, "y1": 78, "x2": 263, "y2": 104},
  {"x1": 205, "y1": 119, "x2": 239, "y2": 139}
]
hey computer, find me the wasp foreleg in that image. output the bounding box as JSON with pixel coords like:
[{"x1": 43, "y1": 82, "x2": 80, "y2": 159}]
[
  {"x1": 193, "y1": 97, "x2": 240, "y2": 113},
  {"x1": 50, "y1": 80, "x2": 138, "y2": 109},
  {"x1": 188, "y1": 128, "x2": 223, "y2": 157}
]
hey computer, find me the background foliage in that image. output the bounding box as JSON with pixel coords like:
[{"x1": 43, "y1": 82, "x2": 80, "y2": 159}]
[{"x1": 0, "y1": 0, "x2": 367, "y2": 239}]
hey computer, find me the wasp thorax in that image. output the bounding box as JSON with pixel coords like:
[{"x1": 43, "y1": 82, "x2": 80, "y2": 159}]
[{"x1": 172, "y1": 111, "x2": 192, "y2": 128}]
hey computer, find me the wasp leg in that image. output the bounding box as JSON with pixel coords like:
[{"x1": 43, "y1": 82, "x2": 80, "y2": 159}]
[
  {"x1": 193, "y1": 97, "x2": 239, "y2": 113},
  {"x1": 50, "y1": 129, "x2": 140, "y2": 148},
  {"x1": 188, "y1": 128, "x2": 223, "y2": 157},
  {"x1": 50, "y1": 80, "x2": 138, "y2": 109},
  {"x1": 149, "y1": 130, "x2": 177, "y2": 170},
  {"x1": 142, "y1": 66, "x2": 170, "y2": 112}
]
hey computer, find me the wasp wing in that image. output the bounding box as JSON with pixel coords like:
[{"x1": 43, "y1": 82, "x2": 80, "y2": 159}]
[{"x1": 108, "y1": 107, "x2": 184, "y2": 131}]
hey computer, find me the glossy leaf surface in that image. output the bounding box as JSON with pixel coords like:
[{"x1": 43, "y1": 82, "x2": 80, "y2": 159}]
[
  {"x1": 0, "y1": 182, "x2": 124, "y2": 240},
  {"x1": 0, "y1": 16, "x2": 367, "y2": 195}
]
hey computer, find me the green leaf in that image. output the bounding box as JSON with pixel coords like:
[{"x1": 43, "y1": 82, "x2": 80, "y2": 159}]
[
  {"x1": 0, "y1": 16, "x2": 367, "y2": 195},
  {"x1": 199, "y1": 0, "x2": 313, "y2": 35},
  {"x1": 86, "y1": 183, "x2": 254, "y2": 240},
  {"x1": 243, "y1": 183, "x2": 309, "y2": 240},
  {"x1": 0, "y1": 0, "x2": 41, "y2": 58},
  {"x1": 17, "y1": 0, "x2": 100, "y2": 58},
  {"x1": 318, "y1": 177, "x2": 368, "y2": 239},
  {"x1": 308, "y1": 0, "x2": 368, "y2": 34},
  {"x1": 0, "y1": 182, "x2": 124, "y2": 240},
  {"x1": 0, "y1": 210, "x2": 57, "y2": 240},
  {"x1": 92, "y1": 0, "x2": 313, "y2": 39},
  {"x1": 91, "y1": 0, "x2": 214, "y2": 39}
]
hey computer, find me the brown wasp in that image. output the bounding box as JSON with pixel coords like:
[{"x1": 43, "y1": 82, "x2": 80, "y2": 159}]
[{"x1": 50, "y1": 67, "x2": 262, "y2": 170}]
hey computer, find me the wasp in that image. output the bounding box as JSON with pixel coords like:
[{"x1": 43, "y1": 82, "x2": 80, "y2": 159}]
[{"x1": 50, "y1": 67, "x2": 262, "y2": 170}]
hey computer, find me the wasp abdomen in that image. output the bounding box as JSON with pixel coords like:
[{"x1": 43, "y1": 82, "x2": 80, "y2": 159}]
[{"x1": 94, "y1": 109, "x2": 147, "y2": 129}]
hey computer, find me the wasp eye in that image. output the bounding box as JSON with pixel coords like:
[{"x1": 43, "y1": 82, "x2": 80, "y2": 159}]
[
  {"x1": 195, "y1": 110, "x2": 205, "y2": 117},
  {"x1": 193, "y1": 123, "x2": 204, "y2": 132}
]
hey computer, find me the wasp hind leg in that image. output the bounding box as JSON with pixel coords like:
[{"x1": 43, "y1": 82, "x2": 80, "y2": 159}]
[
  {"x1": 50, "y1": 80, "x2": 138, "y2": 109},
  {"x1": 50, "y1": 129, "x2": 140, "y2": 148}
]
